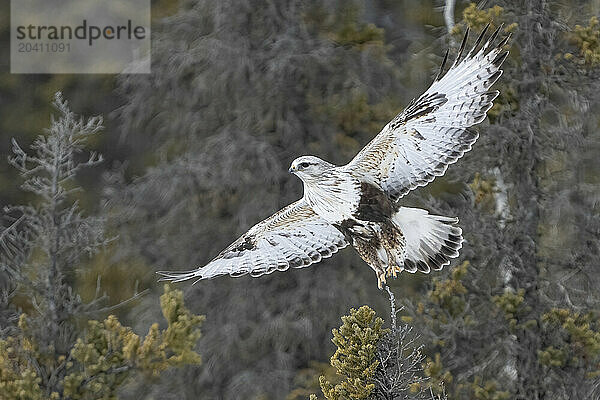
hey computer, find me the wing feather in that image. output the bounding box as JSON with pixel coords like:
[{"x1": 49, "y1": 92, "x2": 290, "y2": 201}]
[
  {"x1": 157, "y1": 199, "x2": 348, "y2": 282},
  {"x1": 347, "y1": 27, "x2": 509, "y2": 201}
]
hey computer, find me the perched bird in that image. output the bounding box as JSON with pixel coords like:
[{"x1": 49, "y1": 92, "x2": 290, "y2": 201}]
[{"x1": 158, "y1": 26, "x2": 509, "y2": 289}]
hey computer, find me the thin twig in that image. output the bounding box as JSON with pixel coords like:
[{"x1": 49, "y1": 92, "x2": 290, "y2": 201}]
[
  {"x1": 385, "y1": 285, "x2": 397, "y2": 330},
  {"x1": 81, "y1": 288, "x2": 149, "y2": 315}
]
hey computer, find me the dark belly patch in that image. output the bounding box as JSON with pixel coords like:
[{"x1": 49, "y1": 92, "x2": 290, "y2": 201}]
[
  {"x1": 334, "y1": 217, "x2": 404, "y2": 270},
  {"x1": 354, "y1": 182, "x2": 395, "y2": 223}
]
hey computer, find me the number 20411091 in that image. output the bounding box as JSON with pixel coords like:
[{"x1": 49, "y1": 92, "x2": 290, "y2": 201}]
[{"x1": 18, "y1": 42, "x2": 71, "y2": 53}]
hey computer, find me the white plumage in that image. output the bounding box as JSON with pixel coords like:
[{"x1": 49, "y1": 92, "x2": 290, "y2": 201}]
[
  {"x1": 391, "y1": 207, "x2": 462, "y2": 274},
  {"x1": 157, "y1": 200, "x2": 347, "y2": 282},
  {"x1": 349, "y1": 26, "x2": 509, "y2": 200},
  {"x1": 158, "y1": 26, "x2": 509, "y2": 288}
]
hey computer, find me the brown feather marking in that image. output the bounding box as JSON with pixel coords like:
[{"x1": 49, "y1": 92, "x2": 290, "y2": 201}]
[
  {"x1": 234, "y1": 236, "x2": 256, "y2": 251},
  {"x1": 333, "y1": 219, "x2": 360, "y2": 243},
  {"x1": 389, "y1": 92, "x2": 448, "y2": 129},
  {"x1": 355, "y1": 182, "x2": 395, "y2": 222},
  {"x1": 220, "y1": 235, "x2": 257, "y2": 259}
]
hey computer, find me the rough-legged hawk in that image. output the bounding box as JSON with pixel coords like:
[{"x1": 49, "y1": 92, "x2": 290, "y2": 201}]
[{"x1": 158, "y1": 26, "x2": 509, "y2": 289}]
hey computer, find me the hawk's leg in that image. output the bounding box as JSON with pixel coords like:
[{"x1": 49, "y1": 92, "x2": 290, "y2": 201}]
[
  {"x1": 381, "y1": 223, "x2": 405, "y2": 280},
  {"x1": 376, "y1": 270, "x2": 387, "y2": 290},
  {"x1": 343, "y1": 226, "x2": 389, "y2": 290},
  {"x1": 384, "y1": 249, "x2": 399, "y2": 278}
]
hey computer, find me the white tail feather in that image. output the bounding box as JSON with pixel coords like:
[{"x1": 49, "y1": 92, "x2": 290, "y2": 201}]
[{"x1": 392, "y1": 207, "x2": 463, "y2": 273}]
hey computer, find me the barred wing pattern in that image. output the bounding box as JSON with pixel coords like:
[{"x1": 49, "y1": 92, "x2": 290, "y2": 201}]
[
  {"x1": 157, "y1": 200, "x2": 348, "y2": 282},
  {"x1": 348, "y1": 26, "x2": 509, "y2": 201}
]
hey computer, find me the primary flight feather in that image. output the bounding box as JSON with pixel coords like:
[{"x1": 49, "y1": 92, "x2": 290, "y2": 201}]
[{"x1": 158, "y1": 26, "x2": 509, "y2": 289}]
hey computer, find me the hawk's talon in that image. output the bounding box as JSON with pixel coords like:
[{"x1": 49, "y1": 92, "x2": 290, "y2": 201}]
[{"x1": 385, "y1": 264, "x2": 399, "y2": 279}]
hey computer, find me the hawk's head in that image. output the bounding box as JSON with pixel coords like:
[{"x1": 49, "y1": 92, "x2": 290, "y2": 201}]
[{"x1": 289, "y1": 156, "x2": 334, "y2": 181}]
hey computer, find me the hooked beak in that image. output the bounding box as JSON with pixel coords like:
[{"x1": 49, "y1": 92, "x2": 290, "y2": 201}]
[{"x1": 288, "y1": 165, "x2": 296, "y2": 173}]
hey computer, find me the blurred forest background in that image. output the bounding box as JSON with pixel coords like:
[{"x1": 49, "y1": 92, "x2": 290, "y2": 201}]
[{"x1": 1, "y1": 0, "x2": 600, "y2": 399}]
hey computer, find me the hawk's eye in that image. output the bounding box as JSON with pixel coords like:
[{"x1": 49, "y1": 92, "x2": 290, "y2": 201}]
[{"x1": 300, "y1": 162, "x2": 310, "y2": 169}]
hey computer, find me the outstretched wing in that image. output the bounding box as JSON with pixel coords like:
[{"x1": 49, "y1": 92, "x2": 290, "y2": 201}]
[
  {"x1": 347, "y1": 25, "x2": 510, "y2": 201},
  {"x1": 157, "y1": 199, "x2": 348, "y2": 283}
]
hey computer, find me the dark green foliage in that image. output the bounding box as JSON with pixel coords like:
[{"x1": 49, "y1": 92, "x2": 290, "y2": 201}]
[
  {"x1": 308, "y1": 291, "x2": 445, "y2": 400},
  {"x1": 0, "y1": 95, "x2": 204, "y2": 399},
  {"x1": 540, "y1": 308, "x2": 600, "y2": 377},
  {"x1": 105, "y1": 1, "x2": 404, "y2": 398},
  {"x1": 0, "y1": 285, "x2": 203, "y2": 400},
  {"x1": 304, "y1": 1, "x2": 385, "y2": 48},
  {"x1": 106, "y1": 1, "x2": 600, "y2": 398},
  {"x1": 402, "y1": 2, "x2": 600, "y2": 399},
  {"x1": 564, "y1": 16, "x2": 600, "y2": 67},
  {"x1": 287, "y1": 362, "x2": 339, "y2": 400},
  {"x1": 319, "y1": 305, "x2": 384, "y2": 399},
  {"x1": 1, "y1": 92, "x2": 106, "y2": 341},
  {"x1": 1, "y1": 1, "x2": 600, "y2": 399}
]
